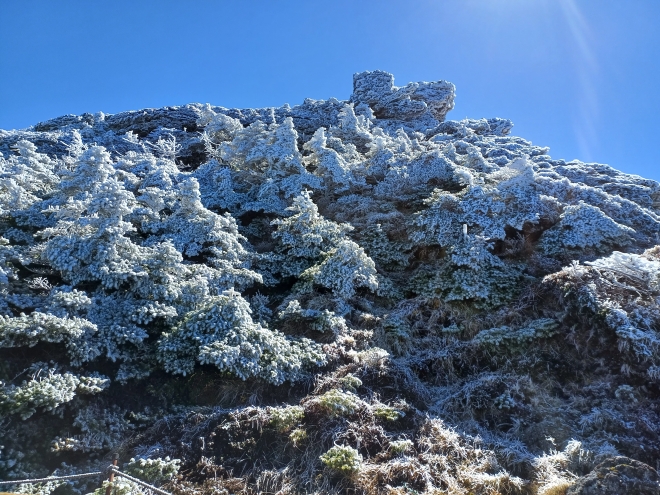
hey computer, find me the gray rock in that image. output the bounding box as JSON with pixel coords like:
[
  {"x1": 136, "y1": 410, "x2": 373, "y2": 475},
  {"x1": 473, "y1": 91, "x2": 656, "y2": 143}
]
[
  {"x1": 567, "y1": 456, "x2": 660, "y2": 495},
  {"x1": 103, "y1": 105, "x2": 202, "y2": 136},
  {"x1": 1, "y1": 71, "x2": 460, "y2": 166},
  {"x1": 350, "y1": 69, "x2": 455, "y2": 122}
]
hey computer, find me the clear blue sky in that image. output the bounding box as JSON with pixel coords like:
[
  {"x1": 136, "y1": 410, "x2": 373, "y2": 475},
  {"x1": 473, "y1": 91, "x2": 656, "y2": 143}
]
[{"x1": 1, "y1": 0, "x2": 659, "y2": 181}]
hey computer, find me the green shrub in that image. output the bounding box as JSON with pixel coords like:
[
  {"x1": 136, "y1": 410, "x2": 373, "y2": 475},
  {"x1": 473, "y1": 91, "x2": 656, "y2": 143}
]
[
  {"x1": 474, "y1": 318, "x2": 559, "y2": 350},
  {"x1": 338, "y1": 374, "x2": 362, "y2": 392},
  {"x1": 123, "y1": 456, "x2": 181, "y2": 485},
  {"x1": 389, "y1": 439, "x2": 414, "y2": 455},
  {"x1": 319, "y1": 445, "x2": 362, "y2": 474},
  {"x1": 289, "y1": 428, "x2": 308, "y2": 446},
  {"x1": 314, "y1": 389, "x2": 360, "y2": 417},
  {"x1": 269, "y1": 405, "x2": 305, "y2": 432},
  {"x1": 373, "y1": 404, "x2": 403, "y2": 421}
]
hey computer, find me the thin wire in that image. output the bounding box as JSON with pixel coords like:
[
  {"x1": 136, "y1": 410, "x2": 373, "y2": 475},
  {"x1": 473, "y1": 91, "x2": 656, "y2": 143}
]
[
  {"x1": 0, "y1": 466, "x2": 172, "y2": 495},
  {"x1": 111, "y1": 468, "x2": 172, "y2": 495},
  {"x1": 0, "y1": 471, "x2": 105, "y2": 485}
]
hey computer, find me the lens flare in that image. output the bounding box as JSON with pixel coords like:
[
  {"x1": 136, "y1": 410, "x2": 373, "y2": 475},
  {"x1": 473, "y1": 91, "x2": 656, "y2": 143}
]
[{"x1": 559, "y1": 0, "x2": 599, "y2": 162}]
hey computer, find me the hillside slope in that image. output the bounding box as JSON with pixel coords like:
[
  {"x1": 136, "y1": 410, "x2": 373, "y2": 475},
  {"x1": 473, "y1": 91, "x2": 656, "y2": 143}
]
[{"x1": 1, "y1": 71, "x2": 659, "y2": 495}]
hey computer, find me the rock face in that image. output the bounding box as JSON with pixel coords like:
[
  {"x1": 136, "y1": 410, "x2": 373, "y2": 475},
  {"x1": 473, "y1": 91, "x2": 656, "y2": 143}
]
[
  {"x1": 1, "y1": 71, "x2": 660, "y2": 495},
  {"x1": 0, "y1": 71, "x2": 459, "y2": 168},
  {"x1": 351, "y1": 69, "x2": 455, "y2": 121},
  {"x1": 567, "y1": 457, "x2": 660, "y2": 495}
]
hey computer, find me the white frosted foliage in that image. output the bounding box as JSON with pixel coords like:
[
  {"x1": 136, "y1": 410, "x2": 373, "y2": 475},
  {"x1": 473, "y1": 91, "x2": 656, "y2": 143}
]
[
  {"x1": 158, "y1": 289, "x2": 324, "y2": 384},
  {"x1": 301, "y1": 239, "x2": 378, "y2": 299}
]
